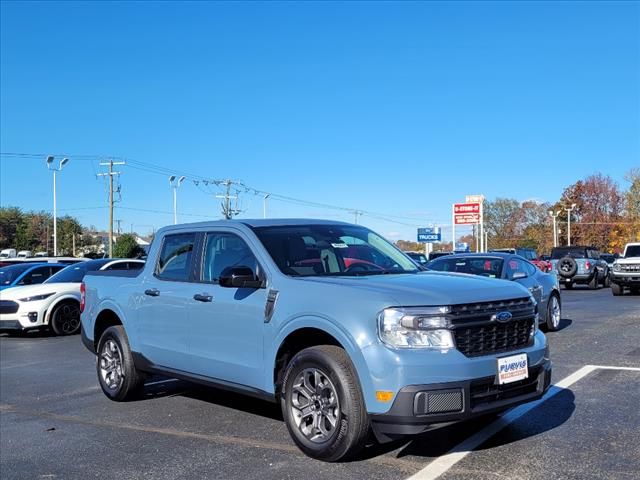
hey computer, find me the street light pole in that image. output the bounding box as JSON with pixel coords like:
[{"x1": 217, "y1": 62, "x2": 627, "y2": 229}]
[
  {"x1": 565, "y1": 203, "x2": 576, "y2": 246},
  {"x1": 548, "y1": 210, "x2": 560, "y2": 247},
  {"x1": 169, "y1": 176, "x2": 186, "y2": 225},
  {"x1": 46, "y1": 156, "x2": 69, "y2": 256},
  {"x1": 263, "y1": 194, "x2": 270, "y2": 219}
]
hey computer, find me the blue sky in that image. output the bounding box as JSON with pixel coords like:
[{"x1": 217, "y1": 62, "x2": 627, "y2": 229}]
[{"x1": 1, "y1": 1, "x2": 639, "y2": 241}]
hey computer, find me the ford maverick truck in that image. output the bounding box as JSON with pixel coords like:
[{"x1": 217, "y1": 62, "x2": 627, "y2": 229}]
[{"x1": 80, "y1": 219, "x2": 551, "y2": 461}]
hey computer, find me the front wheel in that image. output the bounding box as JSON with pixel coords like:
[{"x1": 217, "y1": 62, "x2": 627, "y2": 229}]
[
  {"x1": 545, "y1": 294, "x2": 561, "y2": 331},
  {"x1": 281, "y1": 345, "x2": 370, "y2": 462},
  {"x1": 611, "y1": 282, "x2": 623, "y2": 296},
  {"x1": 50, "y1": 301, "x2": 81, "y2": 336},
  {"x1": 96, "y1": 325, "x2": 145, "y2": 401}
]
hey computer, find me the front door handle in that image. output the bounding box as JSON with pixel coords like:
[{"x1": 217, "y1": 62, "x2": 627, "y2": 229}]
[
  {"x1": 144, "y1": 288, "x2": 160, "y2": 297},
  {"x1": 193, "y1": 293, "x2": 213, "y2": 303}
]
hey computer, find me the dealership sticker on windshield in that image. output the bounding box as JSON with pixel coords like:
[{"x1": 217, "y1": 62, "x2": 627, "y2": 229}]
[
  {"x1": 497, "y1": 353, "x2": 528, "y2": 385},
  {"x1": 331, "y1": 243, "x2": 349, "y2": 248}
]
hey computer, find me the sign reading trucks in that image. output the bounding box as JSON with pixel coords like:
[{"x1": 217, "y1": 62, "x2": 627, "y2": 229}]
[{"x1": 453, "y1": 202, "x2": 480, "y2": 225}]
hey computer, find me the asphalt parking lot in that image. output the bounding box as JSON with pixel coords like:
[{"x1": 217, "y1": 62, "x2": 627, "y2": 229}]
[{"x1": 1, "y1": 288, "x2": 639, "y2": 480}]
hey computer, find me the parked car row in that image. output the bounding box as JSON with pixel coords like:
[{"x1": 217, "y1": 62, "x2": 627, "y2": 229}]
[{"x1": 0, "y1": 259, "x2": 144, "y2": 335}]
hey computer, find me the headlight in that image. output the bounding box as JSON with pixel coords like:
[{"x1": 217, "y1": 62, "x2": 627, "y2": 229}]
[
  {"x1": 378, "y1": 307, "x2": 455, "y2": 349},
  {"x1": 612, "y1": 263, "x2": 621, "y2": 272},
  {"x1": 19, "y1": 293, "x2": 55, "y2": 302}
]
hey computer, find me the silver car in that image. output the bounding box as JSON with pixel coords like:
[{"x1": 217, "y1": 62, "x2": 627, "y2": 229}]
[{"x1": 427, "y1": 252, "x2": 562, "y2": 331}]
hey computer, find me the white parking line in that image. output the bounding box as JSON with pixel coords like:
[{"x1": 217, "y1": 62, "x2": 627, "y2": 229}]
[{"x1": 407, "y1": 365, "x2": 640, "y2": 480}]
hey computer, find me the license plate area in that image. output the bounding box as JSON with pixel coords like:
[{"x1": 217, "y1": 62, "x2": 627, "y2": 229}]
[{"x1": 497, "y1": 353, "x2": 528, "y2": 385}]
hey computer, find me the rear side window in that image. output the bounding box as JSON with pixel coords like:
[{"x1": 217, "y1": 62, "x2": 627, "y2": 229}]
[{"x1": 156, "y1": 233, "x2": 196, "y2": 282}]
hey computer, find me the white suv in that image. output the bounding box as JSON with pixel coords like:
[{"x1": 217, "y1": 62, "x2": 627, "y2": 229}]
[{"x1": 611, "y1": 242, "x2": 640, "y2": 296}]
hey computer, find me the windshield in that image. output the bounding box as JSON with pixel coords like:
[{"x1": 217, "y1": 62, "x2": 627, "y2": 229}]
[
  {"x1": 0, "y1": 264, "x2": 33, "y2": 285},
  {"x1": 45, "y1": 261, "x2": 104, "y2": 283},
  {"x1": 551, "y1": 248, "x2": 586, "y2": 259},
  {"x1": 252, "y1": 224, "x2": 419, "y2": 276},
  {"x1": 600, "y1": 254, "x2": 615, "y2": 263},
  {"x1": 406, "y1": 252, "x2": 428, "y2": 265},
  {"x1": 428, "y1": 256, "x2": 504, "y2": 278},
  {"x1": 625, "y1": 246, "x2": 640, "y2": 258}
]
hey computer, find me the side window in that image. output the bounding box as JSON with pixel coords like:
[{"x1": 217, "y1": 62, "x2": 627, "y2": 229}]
[
  {"x1": 156, "y1": 233, "x2": 196, "y2": 282},
  {"x1": 19, "y1": 267, "x2": 50, "y2": 285},
  {"x1": 201, "y1": 233, "x2": 258, "y2": 283},
  {"x1": 524, "y1": 261, "x2": 537, "y2": 276},
  {"x1": 128, "y1": 262, "x2": 144, "y2": 270},
  {"x1": 106, "y1": 262, "x2": 128, "y2": 271},
  {"x1": 507, "y1": 259, "x2": 529, "y2": 279}
]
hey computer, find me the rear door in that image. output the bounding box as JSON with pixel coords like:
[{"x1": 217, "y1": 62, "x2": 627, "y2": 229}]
[
  {"x1": 135, "y1": 232, "x2": 197, "y2": 371},
  {"x1": 187, "y1": 230, "x2": 268, "y2": 388}
]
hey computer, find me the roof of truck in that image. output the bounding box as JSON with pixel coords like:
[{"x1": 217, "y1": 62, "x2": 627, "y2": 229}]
[{"x1": 160, "y1": 218, "x2": 354, "y2": 231}]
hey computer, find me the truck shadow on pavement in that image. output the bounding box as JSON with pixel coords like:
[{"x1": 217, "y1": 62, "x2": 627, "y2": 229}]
[{"x1": 139, "y1": 377, "x2": 576, "y2": 462}]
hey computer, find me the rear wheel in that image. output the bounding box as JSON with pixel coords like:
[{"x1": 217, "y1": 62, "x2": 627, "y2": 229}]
[
  {"x1": 588, "y1": 273, "x2": 599, "y2": 290},
  {"x1": 611, "y1": 283, "x2": 623, "y2": 296},
  {"x1": 50, "y1": 301, "x2": 81, "y2": 336},
  {"x1": 545, "y1": 294, "x2": 561, "y2": 331},
  {"x1": 97, "y1": 325, "x2": 145, "y2": 401},
  {"x1": 602, "y1": 272, "x2": 611, "y2": 288},
  {"x1": 281, "y1": 345, "x2": 369, "y2": 462}
]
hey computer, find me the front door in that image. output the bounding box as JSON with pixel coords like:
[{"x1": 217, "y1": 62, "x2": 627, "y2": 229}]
[{"x1": 187, "y1": 231, "x2": 267, "y2": 389}]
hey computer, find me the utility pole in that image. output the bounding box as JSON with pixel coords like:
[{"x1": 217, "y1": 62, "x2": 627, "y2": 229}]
[
  {"x1": 216, "y1": 180, "x2": 242, "y2": 219},
  {"x1": 548, "y1": 210, "x2": 560, "y2": 247},
  {"x1": 263, "y1": 194, "x2": 270, "y2": 219},
  {"x1": 353, "y1": 210, "x2": 362, "y2": 224},
  {"x1": 97, "y1": 160, "x2": 125, "y2": 258}
]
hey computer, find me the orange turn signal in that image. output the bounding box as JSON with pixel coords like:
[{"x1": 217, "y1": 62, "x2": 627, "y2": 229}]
[{"x1": 375, "y1": 391, "x2": 394, "y2": 402}]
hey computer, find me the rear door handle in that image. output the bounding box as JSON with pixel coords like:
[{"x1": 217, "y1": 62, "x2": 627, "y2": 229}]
[
  {"x1": 144, "y1": 288, "x2": 160, "y2": 297},
  {"x1": 193, "y1": 293, "x2": 213, "y2": 303}
]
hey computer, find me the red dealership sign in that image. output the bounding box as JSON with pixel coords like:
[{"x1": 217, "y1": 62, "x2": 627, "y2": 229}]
[{"x1": 453, "y1": 202, "x2": 481, "y2": 224}]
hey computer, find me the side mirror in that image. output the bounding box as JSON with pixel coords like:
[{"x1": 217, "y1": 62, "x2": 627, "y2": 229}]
[
  {"x1": 219, "y1": 266, "x2": 263, "y2": 289},
  {"x1": 511, "y1": 271, "x2": 527, "y2": 280}
]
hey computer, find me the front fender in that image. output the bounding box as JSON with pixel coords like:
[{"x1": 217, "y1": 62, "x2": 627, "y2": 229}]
[
  {"x1": 44, "y1": 294, "x2": 81, "y2": 325},
  {"x1": 267, "y1": 314, "x2": 376, "y2": 410}
]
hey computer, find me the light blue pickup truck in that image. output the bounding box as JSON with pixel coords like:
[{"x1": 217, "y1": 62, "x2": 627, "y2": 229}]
[{"x1": 80, "y1": 219, "x2": 551, "y2": 461}]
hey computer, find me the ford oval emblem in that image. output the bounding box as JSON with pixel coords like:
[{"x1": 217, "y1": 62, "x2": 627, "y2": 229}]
[{"x1": 493, "y1": 311, "x2": 513, "y2": 323}]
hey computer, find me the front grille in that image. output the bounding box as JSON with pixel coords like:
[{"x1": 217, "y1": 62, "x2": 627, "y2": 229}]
[
  {"x1": 470, "y1": 366, "x2": 541, "y2": 409},
  {"x1": 454, "y1": 318, "x2": 534, "y2": 357},
  {"x1": 449, "y1": 297, "x2": 534, "y2": 323},
  {"x1": 448, "y1": 297, "x2": 536, "y2": 357},
  {"x1": 620, "y1": 264, "x2": 640, "y2": 272},
  {"x1": 0, "y1": 301, "x2": 19, "y2": 314}
]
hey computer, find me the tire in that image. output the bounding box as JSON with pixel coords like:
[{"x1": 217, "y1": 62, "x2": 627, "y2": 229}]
[
  {"x1": 545, "y1": 294, "x2": 562, "y2": 331},
  {"x1": 588, "y1": 272, "x2": 599, "y2": 290},
  {"x1": 96, "y1": 325, "x2": 145, "y2": 401},
  {"x1": 611, "y1": 283, "x2": 623, "y2": 296},
  {"x1": 557, "y1": 257, "x2": 577, "y2": 278},
  {"x1": 602, "y1": 272, "x2": 611, "y2": 288},
  {"x1": 564, "y1": 282, "x2": 573, "y2": 290},
  {"x1": 50, "y1": 301, "x2": 81, "y2": 336},
  {"x1": 281, "y1": 345, "x2": 369, "y2": 462}
]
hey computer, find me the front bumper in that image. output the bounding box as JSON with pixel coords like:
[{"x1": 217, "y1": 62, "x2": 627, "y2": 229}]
[
  {"x1": 370, "y1": 359, "x2": 552, "y2": 442},
  {"x1": 0, "y1": 319, "x2": 24, "y2": 330},
  {"x1": 611, "y1": 274, "x2": 640, "y2": 286}
]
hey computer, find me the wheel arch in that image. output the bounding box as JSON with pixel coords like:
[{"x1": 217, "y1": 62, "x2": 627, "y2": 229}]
[
  {"x1": 93, "y1": 308, "x2": 124, "y2": 350},
  {"x1": 43, "y1": 294, "x2": 80, "y2": 325},
  {"x1": 269, "y1": 317, "x2": 373, "y2": 407}
]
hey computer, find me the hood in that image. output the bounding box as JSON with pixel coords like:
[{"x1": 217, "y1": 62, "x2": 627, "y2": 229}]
[
  {"x1": 298, "y1": 271, "x2": 531, "y2": 306},
  {"x1": 615, "y1": 258, "x2": 640, "y2": 265},
  {"x1": 0, "y1": 282, "x2": 80, "y2": 300}
]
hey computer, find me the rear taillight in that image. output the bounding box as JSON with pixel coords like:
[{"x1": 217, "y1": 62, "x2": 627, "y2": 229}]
[
  {"x1": 80, "y1": 282, "x2": 86, "y2": 313},
  {"x1": 585, "y1": 261, "x2": 591, "y2": 270}
]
